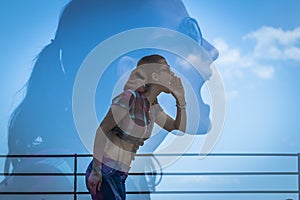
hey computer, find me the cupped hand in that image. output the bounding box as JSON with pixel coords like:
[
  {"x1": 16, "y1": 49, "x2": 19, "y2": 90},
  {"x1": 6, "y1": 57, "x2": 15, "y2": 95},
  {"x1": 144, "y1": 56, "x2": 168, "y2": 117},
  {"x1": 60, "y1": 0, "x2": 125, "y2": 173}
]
[{"x1": 170, "y1": 76, "x2": 186, "y2": 105}]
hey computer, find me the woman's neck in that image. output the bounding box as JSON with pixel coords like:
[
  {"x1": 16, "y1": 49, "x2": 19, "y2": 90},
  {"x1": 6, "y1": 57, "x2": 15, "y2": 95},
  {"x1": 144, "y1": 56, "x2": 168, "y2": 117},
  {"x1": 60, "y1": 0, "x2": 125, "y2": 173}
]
[{"x1": 143, "y1": 85, "x2": 161, "y2": 105}]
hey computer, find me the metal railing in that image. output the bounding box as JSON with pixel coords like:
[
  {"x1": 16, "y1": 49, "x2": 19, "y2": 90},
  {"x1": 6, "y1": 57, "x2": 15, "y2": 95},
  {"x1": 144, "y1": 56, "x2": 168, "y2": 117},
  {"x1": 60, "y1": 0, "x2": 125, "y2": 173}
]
[{"x1": 0, "y1": 153, "x2": 299, "y2": 199}]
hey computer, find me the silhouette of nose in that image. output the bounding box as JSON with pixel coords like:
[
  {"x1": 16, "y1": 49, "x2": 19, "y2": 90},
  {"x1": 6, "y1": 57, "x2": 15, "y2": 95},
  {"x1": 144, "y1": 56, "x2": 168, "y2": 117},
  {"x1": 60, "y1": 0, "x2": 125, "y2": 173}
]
[{"x1": 203, "y1": 39, "x2": 219, "y2": 61}]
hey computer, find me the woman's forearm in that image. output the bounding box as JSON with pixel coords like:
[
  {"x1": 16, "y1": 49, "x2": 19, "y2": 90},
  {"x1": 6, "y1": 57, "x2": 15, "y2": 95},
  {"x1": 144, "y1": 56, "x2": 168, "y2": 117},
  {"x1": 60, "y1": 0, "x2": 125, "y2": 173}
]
[{"x1": 174, "y1": 103, "x2": 187, "y2": 132}]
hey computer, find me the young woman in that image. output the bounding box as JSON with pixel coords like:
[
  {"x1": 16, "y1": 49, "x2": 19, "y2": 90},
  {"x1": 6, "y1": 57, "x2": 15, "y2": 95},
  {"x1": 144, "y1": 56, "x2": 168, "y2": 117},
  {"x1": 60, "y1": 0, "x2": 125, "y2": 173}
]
[{"x1": 86, "y1": 54, "x2": 187, "y2": 200}]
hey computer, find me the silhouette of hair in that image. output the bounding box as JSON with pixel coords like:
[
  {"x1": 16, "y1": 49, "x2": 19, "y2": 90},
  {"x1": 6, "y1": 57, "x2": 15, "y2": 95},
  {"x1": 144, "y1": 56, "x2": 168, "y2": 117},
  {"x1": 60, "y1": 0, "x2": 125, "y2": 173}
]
[
  {"x1": 5, "y1": 41, "x2": 68, "y2": 171},
  {"x1": 4, "y1": 0, "x2": 217, "y2": 178}
]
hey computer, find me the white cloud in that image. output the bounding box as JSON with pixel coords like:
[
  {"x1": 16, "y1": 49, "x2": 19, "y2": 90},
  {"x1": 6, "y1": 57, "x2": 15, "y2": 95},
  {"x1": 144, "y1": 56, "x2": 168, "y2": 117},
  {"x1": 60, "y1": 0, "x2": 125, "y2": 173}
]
[
  {"x1": 212, "y1": 26, "x2": 300, "y2": 81},
  {"x1": 213, "y1": 38, "x2": 263, "y2": 80},
  {"x1": 213, "y1": 38, "x2": 251, "y2": 67},
  {"x1": 252, "y1": 65, "x2": 275, "y2": 79},
  {"x1": 244, "y1": 26, "x2": 300, "y2": 61},
  {"x1": 284, "y1": 46, "x2": 300, "y2": 60}
]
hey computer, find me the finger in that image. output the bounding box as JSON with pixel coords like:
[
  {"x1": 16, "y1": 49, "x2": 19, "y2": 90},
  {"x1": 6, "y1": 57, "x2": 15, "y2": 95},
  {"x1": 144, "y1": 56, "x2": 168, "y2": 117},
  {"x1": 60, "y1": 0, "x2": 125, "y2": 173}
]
[
  {"x1": 88, "y1": 179, "x2": 97, "y2": 195},
  {"x1": 91, "y1": 187, "x2": 96, "y2": 196},
  {"x1": 175, "y1": 77, "x2": 180, "y2": 87},
  {"x1": 177, "y1": 77, "x2": 182, "y2": 84},
  {"x1": 172, "y1": 76, "x2": 177, "y2": 85},
  {"x1": 97, "y1": 180, "x2": 101, "y2": 191},
  {"x1": 177, "y1": 77, "x2": 183, "y2": 87},
  {"x1": 177, "y1": 76, "x2": 182, "y2": 83},
  {"x1": 89, "y1": 184, "x2": 96, "y2": 195}
]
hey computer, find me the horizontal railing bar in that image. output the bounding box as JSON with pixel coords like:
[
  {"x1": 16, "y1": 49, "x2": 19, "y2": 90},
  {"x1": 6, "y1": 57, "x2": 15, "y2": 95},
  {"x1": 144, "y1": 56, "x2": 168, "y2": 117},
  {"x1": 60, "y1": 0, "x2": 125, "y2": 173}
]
[
  {"x1": 0, "y1": 154, "x2": 76, "y2": 158},
  {"x1": 68, "y1": 190, "x2": 300, "y2": 194},
  {"x1": 135, "y1": 153, "x2": 299, "y2": 157},
  {"x1": 1, "y1": 172, "x2": 297, "y2": 176},
  {"x1": 0, "y1": 173, "x2": 75, "y2": 176},
  {"x1": 0, "y1": 190, "x2": 298, "y2": 195},
  {"x1": 0, "y1": 153, "x2": 298, "y2": 158},
  {"x1": 0, "y1": 192, "x2": 76, "y2": 195},
  {"x1": 127, "y1": 190, "x2": 299, "y2": 194},
  {"x1": 129, "y1": 172, "x2": 298, "y2": 176}
]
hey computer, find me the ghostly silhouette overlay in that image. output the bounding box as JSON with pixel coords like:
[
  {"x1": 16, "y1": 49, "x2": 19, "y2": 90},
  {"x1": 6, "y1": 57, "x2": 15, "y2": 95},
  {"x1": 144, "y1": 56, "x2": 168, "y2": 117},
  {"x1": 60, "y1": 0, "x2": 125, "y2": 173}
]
[{"x1": 0, "y1": 1, "x2": 219, "y2": 200}]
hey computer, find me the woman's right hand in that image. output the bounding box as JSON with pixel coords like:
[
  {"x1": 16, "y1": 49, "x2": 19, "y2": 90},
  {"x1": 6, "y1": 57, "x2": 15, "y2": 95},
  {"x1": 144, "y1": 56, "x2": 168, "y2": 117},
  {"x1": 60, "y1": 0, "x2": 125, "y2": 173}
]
[
  {"x1": 87, "y1": 170, "x2": 102, "y2": 195},
  {"x1": 170, "y1": 76, "x2": 186, "y2": 105}
]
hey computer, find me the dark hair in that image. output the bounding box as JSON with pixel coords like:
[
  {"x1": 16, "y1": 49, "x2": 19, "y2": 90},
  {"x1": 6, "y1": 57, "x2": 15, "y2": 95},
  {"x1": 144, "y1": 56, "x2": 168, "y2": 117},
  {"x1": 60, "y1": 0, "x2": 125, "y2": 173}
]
[
  {"x1": 137, "y1": 54, "x2": 168, "y2": 66},
  {"x1": 124, "y1": 54, "x2": 170, "y2": 92}
]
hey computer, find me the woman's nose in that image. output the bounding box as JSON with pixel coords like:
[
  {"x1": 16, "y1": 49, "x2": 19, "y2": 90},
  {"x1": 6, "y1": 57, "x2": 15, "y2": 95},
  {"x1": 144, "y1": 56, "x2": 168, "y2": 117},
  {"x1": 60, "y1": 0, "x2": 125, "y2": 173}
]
[{"x1": 202, "y1": 39, "x2": 219, "y2": 61}]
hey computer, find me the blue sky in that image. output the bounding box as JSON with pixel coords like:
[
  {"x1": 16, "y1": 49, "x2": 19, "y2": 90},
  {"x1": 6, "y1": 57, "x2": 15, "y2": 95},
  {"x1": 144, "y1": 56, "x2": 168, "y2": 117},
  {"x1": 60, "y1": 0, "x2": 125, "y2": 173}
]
[
  {"x1": 1, "y1": 0, "x2": 300, "y2": 199},
  {"x1": 183, "y1": 0, "x2": 300, "y2": 153}
]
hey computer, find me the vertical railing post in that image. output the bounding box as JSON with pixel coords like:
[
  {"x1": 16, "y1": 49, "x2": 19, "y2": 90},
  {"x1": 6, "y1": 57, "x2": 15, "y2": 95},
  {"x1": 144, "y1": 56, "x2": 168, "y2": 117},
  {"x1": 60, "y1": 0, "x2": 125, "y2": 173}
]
[
  {"x1": 297, "y1": 153, "x2": 300, "y2": 200},
  {"x1": 74, "y1": 153, "x2": 78, "y2": 200}
]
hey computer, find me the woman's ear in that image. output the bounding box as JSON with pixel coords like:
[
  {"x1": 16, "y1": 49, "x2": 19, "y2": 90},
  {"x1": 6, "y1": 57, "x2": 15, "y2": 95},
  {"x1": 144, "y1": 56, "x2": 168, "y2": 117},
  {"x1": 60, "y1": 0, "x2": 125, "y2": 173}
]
[{"x1": 151, "y1": 72, "x2": 159, "y2": 81}]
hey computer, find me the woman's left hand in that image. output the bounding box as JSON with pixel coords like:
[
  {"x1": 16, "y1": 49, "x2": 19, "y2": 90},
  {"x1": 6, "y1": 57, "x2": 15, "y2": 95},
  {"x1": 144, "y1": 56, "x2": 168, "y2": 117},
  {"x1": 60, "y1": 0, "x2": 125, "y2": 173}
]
[{"x1": 87, "y1": 170, "x2": 102, "y2": 196}]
